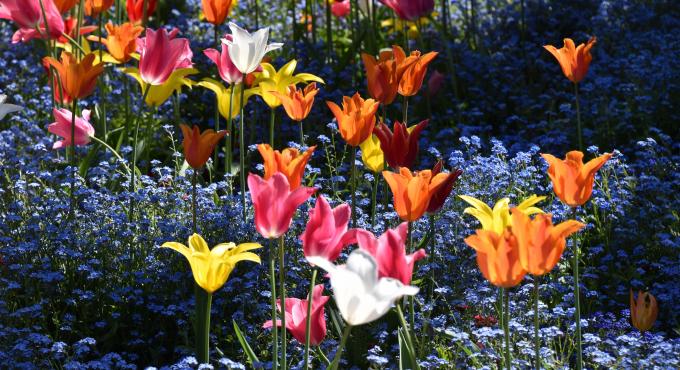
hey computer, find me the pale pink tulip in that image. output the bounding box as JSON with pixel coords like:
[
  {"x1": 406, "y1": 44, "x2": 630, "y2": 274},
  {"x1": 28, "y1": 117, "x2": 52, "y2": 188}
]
[
  {"x1": 137, "y1": 28, "x2": 193, "y2": 85},
  {"x1": 48, "y1": 108, "x2": 95, "y2": 150},
  {"x1": 263, "y1": 284, "x2": 329, "y2": 346},
  {"x1": 204, "y1": 34, "x2": 242, "y2": 85},
  {"x1": 300, "y1": 195, "x2": 355, "y2": 262}
]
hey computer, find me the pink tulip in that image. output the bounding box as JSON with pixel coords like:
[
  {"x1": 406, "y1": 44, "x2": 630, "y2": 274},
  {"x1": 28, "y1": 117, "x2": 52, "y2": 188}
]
[
  {"x1": 203, "y1": 34, "x2": 243, "y2": 85},
  {"x1": 300, "y1": 195, "x2": 355, "y2": 262},
  {"x1": 379, "y1": 0, "x2": 434, "y2": 21},
  {"x1": 137, "y1": 28, "x2": 193, "y2": 85},
  {"x1": 331, "y1": 0, "x2": 350, "y2": 18},
  {"x1": 263, "y1": 284, "x2": 329, "y2": 346},
  {"x1": 0, "y1": 0, "x2": 65, "y2": 43},
  {"x1": 427, "y1": 70, "x2": 445, "y2": 98},
  {"x1": 248, "y1": 172, "x2": 316, "y2": 239},
  {"x1": 48, "y1": 108, "x2": 95, "y2": 150},
  {"x1": 353, "y1": 222, "x2": 427, "y2": 284}
]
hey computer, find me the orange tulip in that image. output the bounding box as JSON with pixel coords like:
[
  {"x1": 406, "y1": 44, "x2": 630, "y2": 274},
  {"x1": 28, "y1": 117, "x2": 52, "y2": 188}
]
[
  {"x1": 43, "y1": 52, "x2": 104, "y2": 103},
  {"x1": 393, "y1": 46, "x2": 438, "y2": 97},
  {"x1": 382, "y1": 167, "x2": 450, "y2": 222},
  {"x1": 326, "y1": 92, "x2": 379, "y2": 146},
  {"x1": 464, "y1": 229, "x2": 526, "y2": 288},
  {"x1": 88, "y1": 22, "x2": 144, "y2": 63},
  {"x1": 202, "y1": 0, "x2": 236, "y2": 25},
  {"x1": 54, "y1": 0, "x2": 79, "y2": 13},
  {"x1": 630, "y1": 290, "x2": 658, "y2": 332},
  {"x1": 361, "y1": 47, "x2": 417, "y2": 105},
  {"x1": 541, "y1": 151, "x2": 612, "y2": 207},
  {"x1": 543, "y1": 37, "x2": 596, "y2": 83},
  {"x1": 180, "y1": 124, "x2": 228, "y2": 169},
  {"x1": 511, "y1": 208, "x2": 584, "y2": 276},
  {"x1": 257, "y1": 144, "x2": 316, "y2": 190},
  {"x1": 270, "y1": 83, "x2": 318, "y2": 122},
  {"x1": 85, "y1": 0, "x2": 115, "y2": 16}
]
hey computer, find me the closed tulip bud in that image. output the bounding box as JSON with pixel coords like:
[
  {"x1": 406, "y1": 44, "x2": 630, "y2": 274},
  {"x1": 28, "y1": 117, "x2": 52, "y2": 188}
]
[
  {"x1": 373, "y1": 119, "x2": 427, "y2": 169},
  {"x1": 180, "y1": 124, "x2": 228, "y2": 169},
  {"x1": 127, "y1": 0, "x2": 158, "y2": 24},
  {"x1": 630, "y1": 290, "x2": 658, "y2": 332},
  {"x1": 359, "y1": 134, "x2": 384, "y2": 173},
  {"x1": 541, "y1": 151, "x2": 612, "y2": 207},
  {"x1": 300, "y1": 196, "x2": 353, "y2": 262},
  {"x1": 544, "y1": 37, "x2": 596, "y2": 83},
  {"x1": 383, "y1": 167, "x2": 450, "y2": 222},
  {"x1": 464, "y1": 229, "x2": 527, "y2": 288},
  {"x1": 326, "y1": 92, "x2": 380, "y2": 146}
]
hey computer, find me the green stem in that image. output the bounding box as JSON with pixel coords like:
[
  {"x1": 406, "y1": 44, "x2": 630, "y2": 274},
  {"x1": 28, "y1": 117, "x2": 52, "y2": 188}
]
[
  {"x1": 402, "y1": 96, "x2": 409, "y2": 125},
  {"x1": 192, "y1": 170, "x2": 197, "y2": 233},
  {"x1": 269, "y1": 239, "x2": 279, "y2": 370},
  {"x1": 225, "y1": 85, "x2": 235, "y2": 177},
  {"x1": 142, "y1": 0, "x2": 148, "y2": 26},
  {"x1": 89, "y1": 135, "x2": 131, "y2": 174},
  {"x1": 98, "y1": 14, "x2": 107, "y2": 140},
  {"x1": 128, "y1": 85, "x2": 151, "y2": 221},
  {"x1": 370, "y1": 172, "x2": 378, "y2": 227},
  {"x1": 195, "y1": 289, "x2": 212, "y2": 364},
  {"x1": 574, "y1": 83, "x2": 583, "y2": 152},
  {"x1": 325, "y1": 0, "x2": 332, "y2": 57},
  {"x1": 278, "y1": 235, "x2": 287, "y2": 370},
  {"x1": 69, "y1": 99, "x2": 78, "y2": 221},
  {"x1": 396, "y1": 304, "x2": 419, "y2": 370},
  {"x1": 315, "y1": 346, "x2": 330, "y2": 366},
  {"x1": 350, "y1": 146, "x2": 357, "y2": 227},
  {"x1": 299, "y1": 120, "x2": 305, "y2": 147},
  {"x1": 239, "y1": 77, "x2": 247, "y2": 221},
  {"x1": 534, "y1": 276, "x2": 540, "y2": 370},
  {"x1": 572, "y1": 206, "x2": 582, "y2": 370},
  {"x1": 270, "y1": 108, "x2": 276, "y2": 146},
  {"x1": 504, "y1": 289, "x2": 511, "y2": 370},
  {"x1": 213, "y1": 26, "x2": 220, "y2": 168},
  {"x1": 75, "y1": 0, "x2": 84, "y2": 58},
  {"x1": 303, "y1": 268, "x2": 318, "y2": 370},
  {"x1": 328, "y1": 324, "x2": 352, "y2": 370}
]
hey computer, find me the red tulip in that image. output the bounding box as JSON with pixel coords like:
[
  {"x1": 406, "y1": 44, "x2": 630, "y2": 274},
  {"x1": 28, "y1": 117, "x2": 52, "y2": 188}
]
[
  {"x1": 426, "y1": 160, "x2": 463, "y2": 214},
  {"x1": 300, "y1": 195, "x2": 353, "y2": 262},
  {"x1": 427, "y1": 70, "x2": 445, "y2": 97},
  {"x1": 127, "y1": 0, "x2": 158, "y2": 25},
  {"x1": 263, "y1": 284, "x2": 329, "y2": 346},
  {"x1": 331, "y1": 0, "x2": 350, "y2": 18},
  {"x1": 373, "y1": 119, "x2": 427, "y2": 169}
]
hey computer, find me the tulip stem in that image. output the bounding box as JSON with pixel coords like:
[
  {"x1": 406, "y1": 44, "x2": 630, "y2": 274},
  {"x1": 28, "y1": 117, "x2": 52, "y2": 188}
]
[
  {"x1": 69, "y1": 99, "x2": 79, "y2": 222},
  {"x1": 239, "y1": 77, "x2": 247, "y2": 221},
  {"x1": 278, "y1": 235, "x2": 287, "y2": 370},
  {"x1": 328, "y1": 324, "x2": 352, "y2": 370},
  {"x1": 75, "y1": 0, "x2": 84, "y2": 58},
  {"x1": 299, "y1": 120, "x2": 305, "y2": 147},
  {"x1": 370, "y1": 173, "x2": 378, "y2": 227},
  {"x1": 192, "y1": 170, "x2": 197, "y2": 233},
  {"x1": 315, "y1": 346, "x2": 330, "y2": 365},
  {"x1": 213, "y1": 26, "x2": 220, "y2": 168},
  {"x1": 195, "y1": 288, "x2": 212, "y2": 364},
  {"x1": 303, "y1": 268, "x2": 318, "y2": 370},
  {"x1": 503, "y1": 288, "x2": 511, "y2": 370},
  {"x1": 89, "y1": 135, "x2": 131, "y2": 175},
  {"x1": 574, "y1": 83, "x2": 583, "y2": 152},
  {"x1": 402, "y1": 96, "x2": 409, "y2": 125},
  {"x1": 534, "y1": 276, "x2": 541, "y2": 370},
  {"x1": 350, "y1": 146, "x2": 357, "y2": 227},
  {"x1": 225, "y1": 85, "x2": 235, "y2": 179},
  {"x1": 325, "y1": 0, "x2": 332, "y2": 57},
  {"x1": 572, "y1": 206, "x2": 583, "y2": 370},
  {"x1": 396, "y1": 303, "x2": 419, "y2": 370},
  {"x1": 270, "y1": 108, "x2": 276, "y2": 146},
  {"x1": 129, "y1": 85, "x2": 151, "y2": 222},
  {"x1": 98, "y1": 14, "x2": 107, "y2": 141},
  {"x1": 269, "y1": 239, "x2": 279, "y2": 370}
]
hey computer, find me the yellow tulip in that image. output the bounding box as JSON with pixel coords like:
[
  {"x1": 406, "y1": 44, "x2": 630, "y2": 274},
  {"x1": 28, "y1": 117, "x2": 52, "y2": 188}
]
[
  {"x1": 459, "y1": 194, "x2": 545, "y2": 234},
  {"x1": 162, "y1": 233, "x2": 262, "y2": 294},
  {"x1": 359, "y1": 134, "x2": 384, "y2": 173},
  {"x1": 197, "y1": 78, "x2": 257, "y2": 120},
  {"x1": 123, "y1": 67, "x2": 197, "y2": 107},
  {"x1": 253, "y1": 60, "x2": 324, "y2": 108}
]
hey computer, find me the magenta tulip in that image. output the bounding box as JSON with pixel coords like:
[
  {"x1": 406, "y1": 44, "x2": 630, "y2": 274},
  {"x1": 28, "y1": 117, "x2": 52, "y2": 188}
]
[
  {"x1": 137, "y1": 28, "x2": 193, "y2": 85},
  {"x1": 203, "y1": 34, "x2": 242, "y2": 85},
  {"x1": 300, "y1": 195, "x2": 355, "y2": 262},
  {"x1": 248, "y1": 172, "x2": 316, "y2": 239},
  {"x1": 353, "y1": 222, "x2": 427, "y2": 284},
  {"x1": 0, "y1": 0, "x2": 65, "y2": 43},
  {"x1": 379, "y1": 0, "x2": 435, "y2": 21},
  {"x1": 48, "y1": 108, "x2": 95, "y2": 150},
  {"x1": 263, "y1": 284, "x2": 329, "y2": 346},
  {"x1": 331, "y1": 0, "x2": 350, "y2": 18}
]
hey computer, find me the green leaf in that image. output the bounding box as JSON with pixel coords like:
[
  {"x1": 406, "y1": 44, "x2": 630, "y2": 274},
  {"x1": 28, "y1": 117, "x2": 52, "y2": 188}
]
[
  {"x1": 232, "y1": 320, "x2": 259, "y2": 365},
  {"x1": 398, "y1": 328, "x2": 415, "y2": 370}
]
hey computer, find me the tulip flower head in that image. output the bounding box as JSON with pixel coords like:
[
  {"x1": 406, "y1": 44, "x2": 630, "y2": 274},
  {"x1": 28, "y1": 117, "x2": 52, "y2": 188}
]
[
  {"x1": 511, "y1": 209, "x2": 584, "y2": 276},
  {"x1": 0, "y1": 94, "x2": 23, "y2": 121},
  {"x1": 359, "y1": 134, "x2": 385, "y2": 173},
  {"x1": 138, "y1": 28, "x2": 193, "y2": 86},
  {"x1": 85, "y1": 0, "x2": 114, "y2": 16},
  {"x1": 630, "y1": 290, "x2": 658, "y2": 332},
  {"x1": 202, "y1": 0, "x2": 236, "y2": 25},
  {"x1": 426, "y1": 160, "x2": 463, "y2": 214},
  {"x1": 62, "y1": 17, "x2": 98, "y2": 46},
  {"x1": 459, "y1": 194, "x2": 545, "y2": 234},
  {"x1": 253, "y1": 60, "x2": 324, "y2": 108},
  {"x1": 257, "y1": 144, "x2": 315, "y2": 190},
  {"x1": 541, "y1": 151, "x2": 612, "y2": 207},
  {"x1": 248, "y1": 172, "x2": 316, "y2": 239},
  {"x1": 427, "y1": 70, "x2": 445, "y2": 97},
  {"x1": 204, "y1": 35, "x2": 242, "y2": 85},
  {"x1": 0, "y1": 0, "x2": 65, "y2": 43},
  {"x1": 180, "y1": 124, "x2": 227, "y2": 169},
  {"x1": 270, "y1": 83, "x2": 319, "y2": 121},
  {"x1": 263, "y1": 284, "x2": 330, "y2": 346},
  {"x1": 361, "y1": 50, "x2": 400, "y2": 105},
  {"x1": 374, "y1": 119, "x2": 427, "y2": 168},
  {"x1": 382, "y1": 167, "x2": 450, "y2": 222},
  {"x1": 544, "y1": 37, "x2": 596, "y2": 83},
  {"x1": 300, "y1": 196, "x2": 353, "y2": 262},
  {"x1": 127, "y1": 0, "x2": 158, "y2": 24},
  {"x1": 380, "y1": 0, "x2": 435, "y2": 21},
  {"x1": 124, "y1": 67, "x2": 198, "y2": 107},
  {"x1": 90, "y1": 22, "x2": 144, "y2": 63},
  {"x1": 54, "y1": 0, "x2": 79, "y2": 13},
  {"x1": 43, "y1": 52, "x2": 104, "y2": 104},
  {"x1": 198, "y1": 78, "x2": 256, "y2": 119},
  {"x1": 161, "y1": 233, "x2": 262, "y2": 293},
  {"x1": 331, "y1": 0, "x2": 350, "y2": 17},
  {"x1": 394, "y1": 47, "x2": 438, "y2": 97},
  {"x1": 222, "y1": 22, "x2": 283, "y2": 75},
  {"x1": 48, "y1": 108, "x2": 95, "y2": 150},
  {"x1": 326, "y1": 92, "x2": 380, "y2": 146},
  {"x1": 353, "y1": 222, "x2": 426, "y2": 285},
  {"x1": 464, "y1": 229, "x2": 526, "y2": 288},
  {"x1": 308, "y1": 249, "x2": 419, "y2": 326}
]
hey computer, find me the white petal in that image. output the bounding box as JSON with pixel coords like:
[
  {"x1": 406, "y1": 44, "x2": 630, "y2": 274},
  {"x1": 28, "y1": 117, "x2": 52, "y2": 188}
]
[
  {"x1": 0, "y1": 103, "x2": 23, "y2": 121},
  {"x1": 344, "y1": 249, "x2": 379, "y2": 288}
]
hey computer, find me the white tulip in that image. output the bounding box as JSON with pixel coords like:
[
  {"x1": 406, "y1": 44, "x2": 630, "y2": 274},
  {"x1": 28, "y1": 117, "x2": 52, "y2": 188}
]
[
  {"x1": 223, "y1": 22, "x2": 283, "y2": 75},
  {"x1": 307, "y1": 249, "x2": 419, "y2": 326},
  {"x1": 0, "y1": 94, "x2": 22, "y2": 121}
]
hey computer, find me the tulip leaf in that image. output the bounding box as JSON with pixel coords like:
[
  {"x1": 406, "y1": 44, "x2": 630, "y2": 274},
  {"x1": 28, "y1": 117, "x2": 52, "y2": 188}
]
[
  {"x1": 232, "y1": 320, "x2": 259, "y2": 365},
  {"x1": 398, "y1": 328, "x2": 416, "y2": 370}
]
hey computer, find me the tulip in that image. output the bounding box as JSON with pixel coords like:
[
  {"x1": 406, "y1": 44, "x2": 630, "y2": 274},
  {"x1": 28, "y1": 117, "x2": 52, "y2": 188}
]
[
  {"x1": 299, "y1": 196, "x2": 353, "y2": 261},
  {"x1": 427, "y1": 70, "x2": 445, "y2": 98},
  {"x1": 361, "y1": 46, "x2": 418, "y2": 105},
  {"x1": 630, "y1": 290, "x2": 658, "y2": 332},
  {"x1": 89, "y1": 22, "x2": 144, "y2": 63},
  {"x1": 308, "y1": 249, "x2": 419, "y2": 326},
  {"x1": 53, "y1": 0, "x2": 78, "y2": 13},
  {"x1": 137, "y1": 28, "x2": 193, "y2": 86},
  {"x1": 127, "y1": 0, "x2": 158, "y2": 24},
  {"x1": 353, "y1": 222, "x2": 426, "y2": 285},
  {"x1": 459, "y1": 194, "x2": 545, "y2": 234},
  {"x1": 380, "y1": 0, "x2": 435, "y2": 21},
  {"x1": 373, "y1": 119, "x2": 427, "y2": 168},
  {"x1": 60, "y1": 17, "x2": 98, "y2": 46},
  {"x1": 394, "y1": 47, "x2": 438, "y2": 97},
  {"x1": 464, "y1": 229, "x2": 526, "y2": 288},
  {"x1": 43, "y1": 52, "x2": 104, "y2": 103},
  {"x1": 197, "y1": 78, "x2": 256, "y2": 120},
  {"x1": 382, "y1": 167, "x2": 450, "y2": 222},
  {"x1": 331, "y1": 0, "x2": 350, "y2": 17},
  {"x1": 202, "y1": 0, "x2": 236, "y2": 25},
  {"x1": 124, "y1": 67, "x2": 198, "y2": 107},
  {"x1": 0, "y1": 0, "x2": 64, "y2": 43},
  {"x1": 263, "y1": 284, "x2": 329, "y2": 346},
  {"x1": 248, "y1": 172, "x2": 316, "y2": 239},
  {"x1": 270, "y1": 83, "x2": 319, "y2": 122},
  {"x1": 257, "y1": 144, "x2": 315, "y2": 190},
  {"x1": 253, "y1": 60, "x2": 324, "y2": 108},
  {"x1": 0, "y1": 94, "x2": 22, "y2": 121},
  {"x1": 544, "y1": 37, "x2": 596, "y2": 84},
  {"x1": 511, "y1": 209, "x2": 584, "y2": 276},
  {"x1": 426, "y1": 160, "x2": 463, "y2": 214},
  {"x1": 541, "y1": 151, "x2": 612, "y2": 207},
  {"x1": 359, "y1": 134, "x2": 384, "y2": 173},
  {"x1": 326, "y1": 92, "x2": 380, "y2": 146},
  {"x1": 85, "y1": 0, "x2": 114, "y2": 16},
  {"x1": 222, "y1": 22, "x2": 283, "y2": 75},
  {"x1": 179, "y1": 124, "x2": 228, "y2": 169},
  {"x1": 47, "y1": 108, "x2": 95, "y2": 150},
  {"x1": 204, "y1": 35, "x2": 243, "y2": 85}
]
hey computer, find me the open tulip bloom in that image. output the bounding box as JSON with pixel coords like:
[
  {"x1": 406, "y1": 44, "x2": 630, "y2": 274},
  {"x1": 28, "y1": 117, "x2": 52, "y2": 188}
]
[
  {"x1": 300, "y1": 195, "x2": 354, "y2": 262},
  {"x1": 222, "y1": 22, "x2": 283, "y2": 75},
  {"x1": 459, "y1": 194, "x2": 545, "y2": 234},
  {"x1": 263, "y1": 284, "x2": 330, "y2": 346},
  {"x1": 48, "y1": 108, "x2": 95, "y2": 150},
  {"x1": 137, "y1": 28, "x2": 193, "y2": 86},
  {"x1": 541, "y1": 151, "x2": 612, "y2": 207},
  {"x1": 204, "y1": 34, "x2": 243, "y2": 85}
]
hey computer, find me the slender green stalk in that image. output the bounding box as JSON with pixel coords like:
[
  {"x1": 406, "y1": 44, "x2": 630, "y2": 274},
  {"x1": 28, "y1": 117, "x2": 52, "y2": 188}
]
[
  {"x1": 270, "y1": 108, "x2": 276, "y2": 146},
  {"x1": 396, "y1": 304, "x2": 419, "y2": 370},
  {"x1": 75, "y1": 0, "x2": 84, "y2": 58},
  {"x1": 213, "y1": 26, "x2": 220, "y2": 167},
  {"x1": 315, "y1": 346, "x2": 330, "y2": 366},
  {"x1": 574, "y1": 83, "x2": 583, "y2": 152},
  {"x1": 142, "y1": 0, "x2": 149, "y2": 26},
  {"x1": 303, "y1": 268, "x2": 318, "y2": 370},
  {"x1": 192, "y1": 170, "x2": 197, "y2": 233},
  {"x1": 269, "y1": 239, "x2": 279, "y2": 370},
  {"x1": 504, "y1": 289, "x2": 511, "y2": 370},
  {"x1": 370, "y1": 172, "x2": 378, "y2": 227},
  {"x1": 325, "y1": 0, "x2": 332, "y2": 57},
  {"x1": 239, "y1": 77, "x2": 247, "y2": 221},
  {"x1": 402, "y1": 96, "x2": 409, "y2": 125},
  {"x1": 278, "y1": 236, "x2": 287, "y2": 370},
  {"x1": 350, "y1": 146, "x2": 357, "y2": 227},
  {"x1": 89, "y1": 135, "x2": 131, "y2": 175},
  {"x1": 534, "y1": 276, "x2": 541, "y2": 370},
  {"x1": 195, "y1": 288, "x2": 213, "y2": 364},
  {"x1": 69, "y1": 99, "x2": 79, "y2": 220},
  {"x1": 98, "y1": 13, "x2": 107, "y2": 140},
  {"x1": 328, "y1": 324, "x2": 352, "y2": 370},
  {"x1": 225, "y1": 85, "x2": 235, "y2": 176},
  {"x1": 299, "y1": 120, "x2": 305, "y2": 147},
  {"x1": 128, "y1": 85, "x2": 151, "y2": 221},
  {"x1": 572, "y1": 206, "x2": 583, "y2": 370}
]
